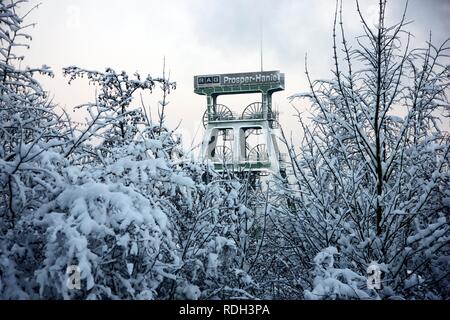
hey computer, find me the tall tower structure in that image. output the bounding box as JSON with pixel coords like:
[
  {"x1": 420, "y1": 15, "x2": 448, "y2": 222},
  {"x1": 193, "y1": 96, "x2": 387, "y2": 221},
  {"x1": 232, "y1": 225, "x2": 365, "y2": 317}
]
[{"x1": 194, "y1": 70, "x2": 285, "y2": 176}]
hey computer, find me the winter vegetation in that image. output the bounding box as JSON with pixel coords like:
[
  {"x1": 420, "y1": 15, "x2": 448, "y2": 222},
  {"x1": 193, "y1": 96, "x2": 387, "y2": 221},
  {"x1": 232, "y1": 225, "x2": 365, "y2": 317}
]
[{"x1": 0, "y1": 0, "x2": 448, "y2": 300}]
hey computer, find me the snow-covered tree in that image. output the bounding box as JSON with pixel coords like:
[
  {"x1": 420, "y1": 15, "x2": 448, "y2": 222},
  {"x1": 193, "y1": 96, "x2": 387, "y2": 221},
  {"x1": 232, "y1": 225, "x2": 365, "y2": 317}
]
[
  {"x1": 278, "y1": 0, "x2": 449, "y2": 299},
  {"x1": 29, "y1": 62, "x2": 258, "y2": 299},
  {"x1": 0, "y1": 0, "x2": 71, "y2": 298},
  {"x1": 163, "y1": 173, "x2": 262, "y2": 300},
  {"x1": 0, "y1": 0, "x2": 63, "y2": 225}
]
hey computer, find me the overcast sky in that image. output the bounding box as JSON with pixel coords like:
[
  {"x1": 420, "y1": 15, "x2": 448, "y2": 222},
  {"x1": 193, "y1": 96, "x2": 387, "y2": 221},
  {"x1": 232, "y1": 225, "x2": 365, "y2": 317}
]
[{"x1": 18, "y1": 0, "x2": 450, "y2": 150}]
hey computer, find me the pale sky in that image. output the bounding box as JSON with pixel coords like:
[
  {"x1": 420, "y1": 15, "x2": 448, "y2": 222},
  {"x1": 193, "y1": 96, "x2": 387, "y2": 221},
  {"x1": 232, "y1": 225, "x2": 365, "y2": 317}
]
[{"x1": 18, "y1": 0, "x2": 450, "y2": 151}]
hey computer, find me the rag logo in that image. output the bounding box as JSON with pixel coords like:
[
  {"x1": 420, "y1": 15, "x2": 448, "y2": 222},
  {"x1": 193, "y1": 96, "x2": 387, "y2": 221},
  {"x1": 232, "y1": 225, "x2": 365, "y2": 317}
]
[
  {"x1": 367, "y1": 264, "x2": 382, "y2": 290},
  {"x1": 66, "y1": 265, "x2": 81, "y2": 290},
  {"x1": 197, "y1": 76, "x2": 220, "y2": 86}
]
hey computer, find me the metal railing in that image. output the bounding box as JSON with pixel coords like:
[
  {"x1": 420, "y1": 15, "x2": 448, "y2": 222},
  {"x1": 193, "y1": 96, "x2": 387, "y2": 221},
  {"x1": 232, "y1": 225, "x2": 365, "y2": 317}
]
[{"x1": 210, "y1": 111, "x2": 279, "y2": 122}]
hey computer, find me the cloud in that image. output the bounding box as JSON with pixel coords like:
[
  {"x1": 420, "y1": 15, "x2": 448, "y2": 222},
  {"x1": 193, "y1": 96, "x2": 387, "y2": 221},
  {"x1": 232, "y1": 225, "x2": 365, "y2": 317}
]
[{"x1": 16, "y1": 0, "x2": 449, "y2": 142}]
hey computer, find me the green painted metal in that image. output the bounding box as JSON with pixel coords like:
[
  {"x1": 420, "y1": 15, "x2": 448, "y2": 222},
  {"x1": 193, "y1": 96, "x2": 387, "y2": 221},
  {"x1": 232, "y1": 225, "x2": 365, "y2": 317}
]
[
  {"x1": 213, "y1": 162, "x2": 272, "y2": 171},
  {"x1": 194, "y1": 71, "x2": 284, "y2": 91},
  {"x1": 195, "y1": 71, "x2": 285, "y2": 174},
  {"x1": 194, "y1": 83, "x2": 283, "y2": 95},
  {"x1": 194, "y1": 71, "x2": 285, "y2": 123}
]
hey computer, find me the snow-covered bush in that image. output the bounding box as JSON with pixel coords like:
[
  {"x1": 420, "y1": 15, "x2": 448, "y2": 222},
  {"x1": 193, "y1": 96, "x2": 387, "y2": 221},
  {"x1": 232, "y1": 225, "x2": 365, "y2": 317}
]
[
  {"x1": 0, "y1": 0, "x2": 64, "y2": 224},
  {"x1": 304, "y1": 247, "x2": 373, "y2": 300},
  {"x1": 35, "y1": 181, "x2": 176, "y2": 299},
  {"x1": 55, "y1": 64, "x2": 258, "y2": 299},
  {"x1": 163, "y1": 176, "x2": 259, "y2": 300},
  {"x1": 0, "y1": 0, "x2": 70, "y2": 298},
  {"x1": 276, "y1": 0, "x2": 450, "y2": 299}
]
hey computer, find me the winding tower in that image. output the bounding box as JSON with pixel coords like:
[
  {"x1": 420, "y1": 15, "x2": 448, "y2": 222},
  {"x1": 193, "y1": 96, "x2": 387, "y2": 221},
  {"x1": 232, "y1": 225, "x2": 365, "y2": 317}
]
[{"x1": 194, "y1": 71, "x2": 286, "y2": 177}]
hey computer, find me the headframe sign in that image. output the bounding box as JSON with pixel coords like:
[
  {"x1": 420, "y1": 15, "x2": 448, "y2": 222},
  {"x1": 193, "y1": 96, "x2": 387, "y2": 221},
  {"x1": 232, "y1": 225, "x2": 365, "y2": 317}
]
[{"x1": 194, "y1": 71, "x2": 284, "y2": 89}]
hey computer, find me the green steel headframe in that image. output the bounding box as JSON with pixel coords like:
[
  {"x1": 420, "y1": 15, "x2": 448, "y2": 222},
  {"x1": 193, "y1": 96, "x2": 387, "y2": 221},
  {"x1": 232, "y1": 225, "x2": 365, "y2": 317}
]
[{"x1": 194, "y1": 71, "x2": 285, "y2": 121}]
